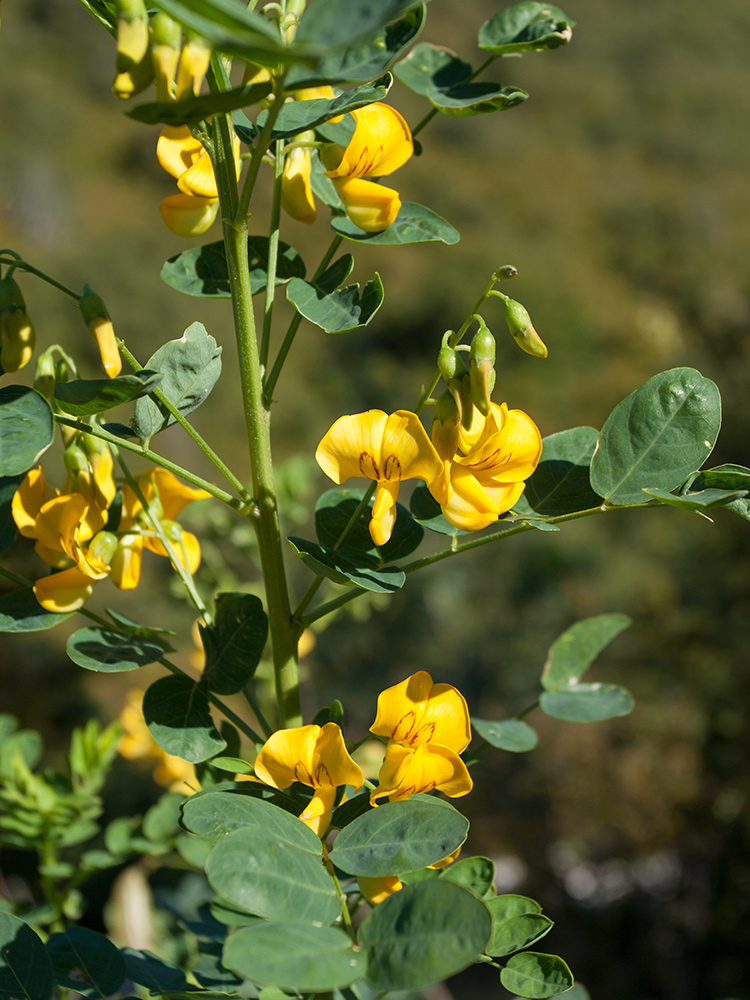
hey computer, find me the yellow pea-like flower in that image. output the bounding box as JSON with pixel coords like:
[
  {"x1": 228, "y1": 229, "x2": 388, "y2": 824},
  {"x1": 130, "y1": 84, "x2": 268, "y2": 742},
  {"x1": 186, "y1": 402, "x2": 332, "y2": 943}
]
[
  {"x1": 332, "y1": 177, "x2": 401, "y2": 234},
  {"x1": 369, "y1": 670, "x2": 473, "y2": 805},
  {"x1": 254, "y1": 723, "x2": 364, "y2": 837},
  {"x1": 316, "y1": 409, "x2": 448, "y2": 547},
  {"x1": 281, "y1": 146, "x2": 317, "y2": 224},
  {"x1": 436, "y1": 402, "x2": 542, "y2": 531}
]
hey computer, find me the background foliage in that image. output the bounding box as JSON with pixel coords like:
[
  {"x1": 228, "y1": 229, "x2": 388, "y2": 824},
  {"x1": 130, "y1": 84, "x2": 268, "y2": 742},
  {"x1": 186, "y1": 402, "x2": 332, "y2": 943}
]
[{"x1": 2, "y1": 1, "x2": 750, "y2": 997}]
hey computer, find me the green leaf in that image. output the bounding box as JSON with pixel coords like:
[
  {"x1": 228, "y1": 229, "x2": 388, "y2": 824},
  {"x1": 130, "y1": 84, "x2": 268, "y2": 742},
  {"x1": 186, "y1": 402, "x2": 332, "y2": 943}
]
[
  {"x1": 205, "y1": 825, "x2": 340, "y2": 926},
  {"x1": 332, "y1": 202, "x2": 459, "y2": 245},
  {"x1": 143, "y1": 792, "x2": 184, "y2": 841},
  {"x1": 201, "y1": 593, "x2": 268, "y2": 695},
  {"x1": 66, "y1": 626, "x2": 168, "y2": 672},
  {"x1": 191, "y1": 942, "x2": 243, "y2": 990},
  {"x1": 0, "y1": 727, "x2": 42, "y2": 777},
  {"x1": 541, "y1": 614, "x2": 631, "y2": 692},
  {"x1": 286, "y1": 273, "x2": 384, "y2": 334},
  {"x1": 439, "y1": 856, "x2": 495, "y2": 897},
  {"x1": 286, "y1": 6, "x2": 425, "y2": 87},
  {"x1": 0, "y1": 475, "x2": 22, "y2": 553},
  {"x1": 514, "y1": 427, "x2": 602, "y2": 516},
  {"x1": 394, "y1": 43, "x2": 527, "y2": 115},
  {"x1": 478, "y1": 2, "x2": 574, "y2": 55},
  {"x1": 487, "y1": 894, "x2": 542, "y2": 920},
  {"x1": 486, "y1": 913, "x2": 553, "y2": 958},
  {"x1": 642, "y1": 486, "x2": 747, "y2": 510},
  {"x1": 223, "y1": 923, "x2": 365, "y2": 992},
  {"x1": 329, "y1": 797, "x2": 469, "y2": 876},
  {"x1": 314, "y1": 254, "x2": 355, "y2": 293},
  {"x1": 0, "y1": 587, "x2": 73, "y2": 632},
  {"x1": 288, "y1": 536, "x2": 406, "y2": 593},
  {"x1": 315, "y1": 487, "x2": 424, "y2": 563},
  {"x1": 359, "y1": 880, "x2": 492, "y2": 991},
  {"x1": 499, "y1": 952, "x2": 574, "y2": 998},
  {"x1": 261, "y1": 80, "x2": 390, "y2": 137},
  {"x1": 0, "y1": 913, "x2": 54, "y2": 1000},
  {"x1": 295, "y1": 0, "x2": 423, "y2": 48},
  {"x1": 151, "y1": 0, "x2": 305, "y2": 64},
  {"x1": 47, "y1": 927, "x2": 126, "y2": 999},
  {"x1": 121, "y1": 949, "x2": 187, "y2": 993},
  {"x1": 127, "y1": 82, "x2": 272, "y2": 125},
  {"x1": 54, "y1": 372, "x2": 162, "y2": 417},
  {"x1": 472, "y1": 718, "x2": 538, "y2": 752},
  {"x1": 182, "y1": 791, "x2": 305, "y2": 846},
  {"x1": 161, "y1": 236, "x2": 305, "y2": 298},
  {"x1": 688, "y1": 463, "x2": 750, "y2": 491},
  {"x1": 132, "y1": 322, "x2": 221, "y2": 438},
  {"x1": 589, "y1": 368, "x2": 721, "y2": 506},
  {"x1": 539, "y1": 683, "x2": 634, "y2": 723},
  {"x1": 143, "y1": 675, "x2": 225, "y2": 763},
  {"x1": 409, "y1": 482, "x2": 467, "y2": 536},
  {"x1": 0, "y1": 386, "x2": 54, "y2": 476}
]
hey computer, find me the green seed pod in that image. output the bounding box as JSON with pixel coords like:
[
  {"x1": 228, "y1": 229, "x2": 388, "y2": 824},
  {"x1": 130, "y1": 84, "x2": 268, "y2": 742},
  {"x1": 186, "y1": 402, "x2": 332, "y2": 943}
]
[{"x1": 504, "y1": 298, "x2": 548, "y2": 358}]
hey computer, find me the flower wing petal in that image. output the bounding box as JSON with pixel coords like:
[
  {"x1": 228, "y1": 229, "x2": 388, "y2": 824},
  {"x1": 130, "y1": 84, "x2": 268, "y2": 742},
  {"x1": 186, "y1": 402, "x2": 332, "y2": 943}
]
[{"x1": 315, "y1": 410, "x2": 389, "y2": 484}]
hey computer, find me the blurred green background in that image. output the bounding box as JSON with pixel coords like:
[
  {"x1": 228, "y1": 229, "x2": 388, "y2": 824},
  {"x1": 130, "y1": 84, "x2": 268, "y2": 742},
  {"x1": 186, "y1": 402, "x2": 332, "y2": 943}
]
[{"x1": 2, "y1": 1, "x2": 750, "y2": 997}]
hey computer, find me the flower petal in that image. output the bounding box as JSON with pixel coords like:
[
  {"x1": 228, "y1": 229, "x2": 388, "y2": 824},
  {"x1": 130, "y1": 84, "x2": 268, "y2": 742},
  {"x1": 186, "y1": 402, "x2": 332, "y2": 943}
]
[
  {"x1": 160, "y1": 193, "x2": 219, "y2": 237},
  {"x1": 326, "y1": 103, "x2": 413, "y2": 179},
  {"x1": 314, "y1": 722, "x2": 364, "y2": 791},
  {"x1": 33, "y1": 566, "x2": 95, "y2": 612},
  {"x1": 253, "y1": 724, "x2": 321, "y2": 789},
  {"x1": 157, "y1": 125, "x2": 203, "y2": 179},
  {"x1": 371, "y1": 670, "x2": 471, "y2": 753},
  {"x1": 12, "y1": 467, "x2": 56, "y2": 538},
  {"x1": 370, "y1": 742, "x2": 473, "y2": 803},
  {"x1": 358, "y1": 875, "x2": 403, "y2": 905},
  {"x1": 298, "y1": 785, "x2": 337, "y2": 837},
  {"x1": 110, "y1": 533, "x2": 143, "y2": 589},
  {"x1": 316, "y1": 410, "x2": 389, "y2": 484},
  {"x1": 371, "y1": 671, "x2": 434, "y2": 743},
  {"x1": 282, "y1": 147, "x2": 317, "y2": 224},
  {"x1": 334, "y1": 177, "x2": 401, "y2": 233}
]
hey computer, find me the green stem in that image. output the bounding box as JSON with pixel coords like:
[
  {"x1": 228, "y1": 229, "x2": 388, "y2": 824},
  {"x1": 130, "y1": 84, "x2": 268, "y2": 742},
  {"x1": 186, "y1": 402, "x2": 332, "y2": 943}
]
[
  {"x1": 0, "y1": 257, "x2": 80, "y2": 300},
  {"x1": 117, "y1": 342, "x2": 253, "y2": 505},
  {"x1": 259, "y1": 139, "x2": 285, "y2": 372},
  {"x1": 236, "y1": 75, "x2": 287, "y2": 224},
  {"x1": 53, "y1": 415, "x2": 246, "y2": 512},
  {"x1": 300, "y1": 502, "x2": 656, "y2": 626},
  {"x1": 242, "y1": 686, "x2": 274, "y2": 738},
  {"x1": 321, "y1": 840, "x2": 354, "y2": 939},
  {"x1": 264, "y1": 234, "x2": 343, "y2": 403},
  {"x1": 518, "y1": 700, "x2": 540, "y2": 719},
  {"x1": 117, "y1": 455, "x2": 212, "y2": 623}
]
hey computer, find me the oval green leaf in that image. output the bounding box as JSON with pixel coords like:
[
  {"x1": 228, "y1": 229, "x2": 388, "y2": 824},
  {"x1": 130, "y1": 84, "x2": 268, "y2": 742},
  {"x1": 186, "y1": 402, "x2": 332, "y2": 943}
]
[
  {"x1": 329, "y1": 797, "x2": 469, "y2": 876},
  {"x1": 500, "y1": 951, "x2": 574, "y2": 998},
  {"x1": 485, "y1": 913, "x2": 553, "y2": 958},
  {"x1": 0, "y1": 587, "x2": 73, "y2": 632},
  {"x1": 128, "y1": 81, "x2": 272, "y2": 125},
  {"x1": 590, "y1": 368, "x2": 721, "y2": 505},
  {"x1": 261, "y1": 80, "x2": 390, "y2": 137},
  {"x1": 54, "y1": 372, "x2": 162, "y2": 417},
  {"x1": 66, "y1": 626, "x2": 168, "y2": 672},
  {"x1": 541, "y1": 614, "x2": 631, "y2": 692},
  {"x1": 47, "y1": 927, "x2": 126, "y2": 999},
  {"x1": 288, "y1": 536, "x2": 406, "y2": 592},
  {"x1": 478, "y1": 2, "x2": 574, "y2": 55},
  {"x1": 201, "y1": 592, "x2": 268, "y2": 695},
  {"x1": 286, "y1": 274, "x2": 384, "y2": 334},
  {"x1": 205, "y1": 824, "x2": 340, "y2": 926},
  {"x1": 132, "y1": 322, "x2": 222, "y2": 439},
  {"x1": 0, "y1": 912, "x2": 54, "y2": 1000},
  {"x1": 161, "y1": 236, "x2": 306, "y2": 299},
  {"x1": 0, "y1": 386, "x2": 54, "y2": 476},
  {"x1": 642, "y1": 487, "x2": 747, "y2": 510},
  {"x1": 120, "y1": 949, "x2": 187, "y2": 993},
  {"x1": 332, "y1": 202, "x2": 459, "y2": 245},
  {"x1": 223, "y1": 923, "x2": 365, "y2": 992},
  {"x1": 487, "y1": 894, "x2": 542, "y2": 921},
  {"x1": 359, "y1": 880, "x2": 492, "y2": 991},
  {"x1": 439, "y1": 856, "x2": 495, "y2": 897},
  {"x1": 143, "y1": 675, "x2": 225, "y2": 763},
  {"x1": 472, "y1": 717, "x2": 538, "y2": 752},
  {"x1": 539, "y1": 683, "x2": 634, "y2": 722}
]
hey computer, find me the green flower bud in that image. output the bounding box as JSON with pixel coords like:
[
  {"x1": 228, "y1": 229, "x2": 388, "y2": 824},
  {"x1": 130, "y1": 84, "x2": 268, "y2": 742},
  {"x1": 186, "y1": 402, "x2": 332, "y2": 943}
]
[
  {"x1": 34, "y1": 348, "x2": 56, "y2": 398},
  {"x1": 504, "y1": 298, "x2": 548, "y2": 359},
  {"x1": 438, "y1": 344, "x2": 459, "y2": 382},
  {"x1": 0, "y1": 276, "x2": 35, "y2": 373},
  {"x1": 88, "y1": 530, "x2": 119, "y2": 567},
  {"x1": 79, "y1": 284, "x2": 122, "y2": 378},
  {"x1": 431, "y1": 389, "x2": 460, "y2": 464},
  {"x1": 151, "y1": 13, "x2": 181, "y2": 102},
  {"x1": 113, "y1": 0, "x2": 152, "y2": 99},
  {"x1": 469, "y1": 319, "x2": 495, "y2": 368},
  {"x1": 448, "y1": 373, "x2": 474, "y2": 431},
  {"x1": 493, "y1": 265, "x2": 518, "y2": 281},
  {"x1": 469, "y1": 319, "x2": 496, "y2": 416},
  {"x1": 63, "y1": 438, "x2": 90, "y2": 477}
]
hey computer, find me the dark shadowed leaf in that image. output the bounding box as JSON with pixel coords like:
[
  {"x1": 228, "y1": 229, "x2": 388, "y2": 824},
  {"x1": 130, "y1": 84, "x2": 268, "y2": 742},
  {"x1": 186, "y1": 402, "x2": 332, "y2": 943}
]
[
  {"x1": 47, "y1": 927, "x2": 126, "y2": 999},
  {"x1": 201, "y1": 592, "x2": 268, "y2": 695},
  {"x1": 0, "y1": 588, "x2": 73, "y2": 632},
  {"x1": 0, "y1": 386, "x2": 54, "y2": 476},
  {"x1": 143, "y1": 675, "x2": 225, "y2": 762},
  {"x1": 514, "y1": 426, "x2": 601, "y2": 516},
  {"x1": 54, "y1": 372, "x2": 162, "y2": 417},
  {"x1": 66, "y1": 626, "x2": 169, "y2": 672},
  {"x1": 288, "y1": 536, "x2": 406, "y2": 592},
  {"x1": 0, "y1": 475, "x2": 22, "y2": 553},
  {"x1": 121, "y1": 949, "x2": 187, "y2": 993},
  {"x1": 161, "y1": 237, "x2": 305, "y2": 298},
  {"x1": 0, "y1": 913, "x2": 54, "y2": 1000},
  {"x1": 261, "y1": 80, "x2": 390, "y2": 137},
  {"x1": 315, "y1": 487, "x2": 423, "y2": 563},
  {"x1": 127, "y1": 82, "x2": 272, "y2": 125},
  {"x1": 409, "y1": 483, "x2": 467, "y2": 536}
]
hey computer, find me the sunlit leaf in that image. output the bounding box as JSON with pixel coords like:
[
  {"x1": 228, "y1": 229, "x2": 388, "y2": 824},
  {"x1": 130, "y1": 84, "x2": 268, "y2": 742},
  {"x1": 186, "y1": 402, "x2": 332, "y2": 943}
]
[
  {"x1": 332, "y1": 202, "x2": 459, "y2": 245},
  {"x1": 286, "y1": 274, "x2": 384, "y2": 334},
  {"x1": 478, "y1": 2, "x2": 574, "y2": 55},
  {"x1": 539, "y1": 683, "x2": 634, "y2": 722},
  {"x1": 499, "y1": 951, "x2": 574, "y2": 998},
  {"x1": 471, "y1": 717, "x2": 538, "y2": 752}
]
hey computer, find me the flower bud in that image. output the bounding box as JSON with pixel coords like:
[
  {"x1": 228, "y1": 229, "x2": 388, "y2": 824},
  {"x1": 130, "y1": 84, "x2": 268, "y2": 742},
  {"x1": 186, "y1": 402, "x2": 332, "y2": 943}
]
[
  {"x1": 151, "y1": 13, "x2": 181, "y2": 102},
  {"x1": 431, "y1": 390, "x2": 460, "y2": 464},
  {"x1": 34, "y1": 349, "x2": 56, "y2": 398},
  {"x1": 437, "y1": 343, "x2": 459, "y2": 382},
  {"x1": 175, "y1": 34, "x2": 211, "y2": 100},
  {"x1": 160, "y1": 193, "x2": 219, "y2": 237},
  {"x1": 493, "y1": 265, "x2": 518, "y2": 281},
  {"x1": 88, "y1": 530, "x2": 119, "y2": 568},
  {"x1": 469, "y1": 319, "x2": 496, "y2": 416},
  {"x1": 448, "y1": 373, "x2": 474, "y2": 432},
  {"x1": 281, "y1": 142, "x2": 316, "y2": 224},
  {"x1": 0, "y1": 275, "x2": 35, "y2": 373},
  {"x1": 503, "y1": 298, "x2": 548, "y2": 358},
  {"x1": 63, "y1": 437, "x2": 90, "y2": 479},
  {"x1": 79, "y1": 283, "x2": 122, "y2": 378},
  {"x1": 113, "y1": 0, "x2": 153, "y2": 99}
]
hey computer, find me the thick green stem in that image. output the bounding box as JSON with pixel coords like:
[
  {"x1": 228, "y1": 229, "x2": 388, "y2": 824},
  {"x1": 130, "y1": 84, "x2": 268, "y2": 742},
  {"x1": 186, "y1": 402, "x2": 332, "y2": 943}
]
[{"x1": 259, "y1": 139, "x2": 285, "y2": 372}]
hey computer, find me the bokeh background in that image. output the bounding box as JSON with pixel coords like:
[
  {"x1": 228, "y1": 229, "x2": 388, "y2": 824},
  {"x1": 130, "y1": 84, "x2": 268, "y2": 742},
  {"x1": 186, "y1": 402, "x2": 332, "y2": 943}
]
[{"x1": 2, "y1": 1, "x2": 750, "y2": 997}]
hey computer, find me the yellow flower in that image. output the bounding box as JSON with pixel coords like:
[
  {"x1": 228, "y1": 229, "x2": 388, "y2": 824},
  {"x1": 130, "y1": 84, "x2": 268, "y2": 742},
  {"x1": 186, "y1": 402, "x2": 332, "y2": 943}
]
[
  {"x1": 156, "y1": 124, "x2": 239, "y2": 235},
  {"x1": 369, "y1": 670, "x2": 473, "y2": 805},
  {"x1": 253, "y1": 723, "x2": 364, "y2": 837},
  {"x1": 316, "y1": 409, "x2": 448, "y2": 547},
  {"x1": 160, "y1": 193, "x2": 219, "y2": 237},
  {"x1": 118, "y1": 689, "x2": 196, "y2": 794},
  {"x1": 324, "y1": 102, "x2": 413, "y2": 233},
  {"x1": 281, "y1": 146, "x2": 317, "y2": 224},
  {"x1": 436, "y1": 402, "x2": 542, "y2": 531},
  {"x1": 333, "y1": 177, "x2": 401, "y2": 234},
  {"x1": 358, "y1": 875, "x2": 403, "y2": 905}
]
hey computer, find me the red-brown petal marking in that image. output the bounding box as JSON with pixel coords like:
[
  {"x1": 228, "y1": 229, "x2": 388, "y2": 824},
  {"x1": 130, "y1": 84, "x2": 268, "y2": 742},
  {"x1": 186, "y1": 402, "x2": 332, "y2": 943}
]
[
  {"x1": 413, "y1": 721, "x2": 437, "y2": 744},
  {"x1": 360, "y1": 452, "x2": 379, "y2": 478},
  {"x1": 315, "y1": 762, "x2": 332, "y2": 788},
  {"x1": 383, "y1": 454, "x2": 402, "y2": 481},
  {"x1": 391, "y1": 710, "x2": 417, "y2": 744},
  {"x1": 294, "y1": 762, "x2": 314, "y2": 785}
]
